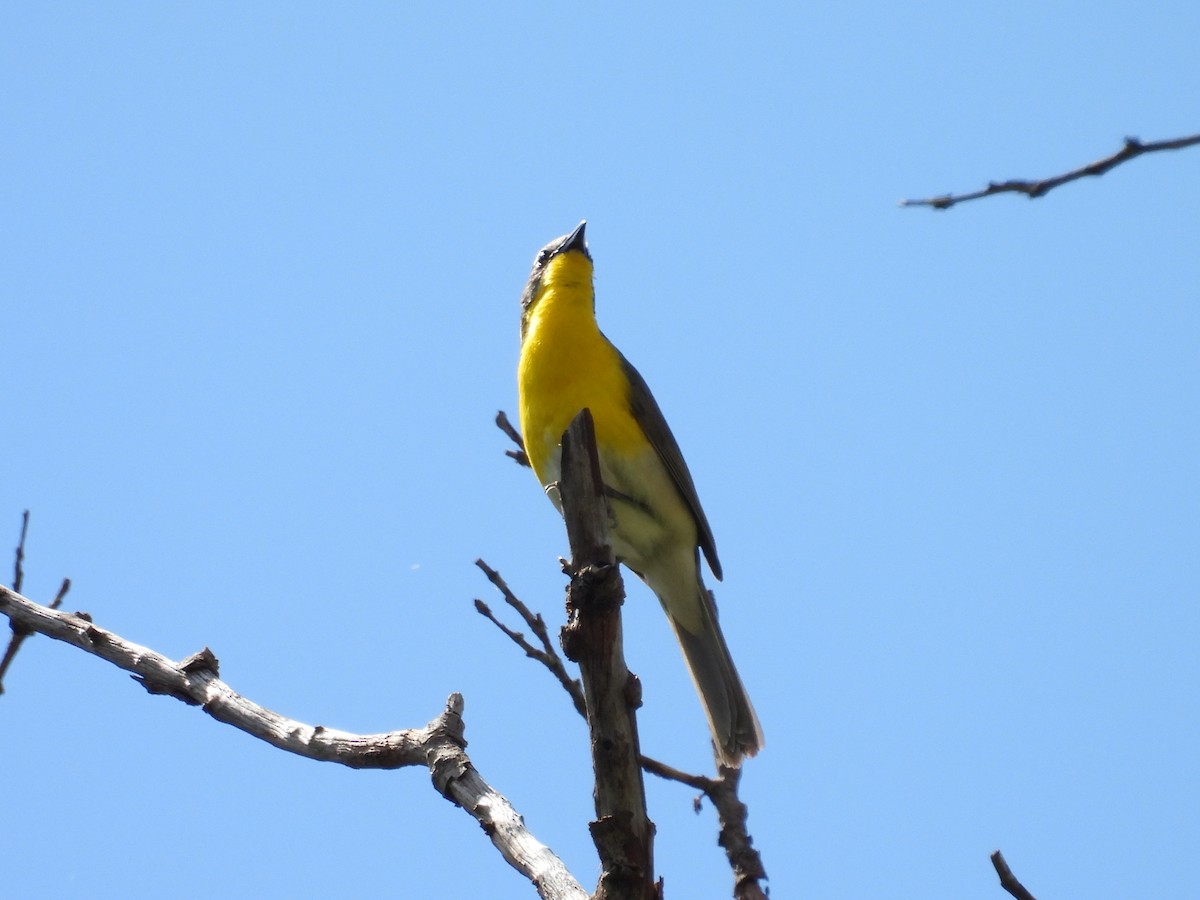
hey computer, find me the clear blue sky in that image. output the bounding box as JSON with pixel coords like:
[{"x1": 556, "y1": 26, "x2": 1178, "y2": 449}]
[{"x1": 4, "y1": 3, "x2": 1198, "y2": 898}]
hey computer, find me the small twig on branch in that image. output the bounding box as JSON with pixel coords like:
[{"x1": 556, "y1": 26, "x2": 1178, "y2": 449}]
[
  {"x1": 496, "y1": 410, "x2": 531, "y2": 467},
  {"x1": 639, "y1": 754, "x2": 711, "y2": 792},
  {"x1": 13, "y1": 510, "x2": 28, "y2": 592},
  {"x1": 1, "y1": 512, "x2": 71, "y2": 695},
  {"x1": 901, "y1": 132, "x2": 1200, "y2": 210},
  {"x1": 474, "y1": 559, "x2": 587, "y2": 718},
  {"x1": 0, "y1": 585, "x2": 588, "y2": 900},
  {"x1": 991, "y1": 850, "x2": 1038, "y2": 900}
]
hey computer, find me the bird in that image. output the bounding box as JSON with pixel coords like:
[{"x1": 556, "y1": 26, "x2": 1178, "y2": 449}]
[{"x1": 516, "y1": 220, "x2": 763, "y2": 767}]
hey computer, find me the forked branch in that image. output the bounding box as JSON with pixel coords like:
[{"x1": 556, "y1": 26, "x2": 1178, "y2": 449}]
[
  {"x1": 0, "y1": 512, "x2": 71, "y2": 695},
  {"x1": 0, "y1": 585, "x2": 587, "y2": 900}
]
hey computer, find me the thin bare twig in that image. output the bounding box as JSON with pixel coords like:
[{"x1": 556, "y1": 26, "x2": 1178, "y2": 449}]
[
  {"x1": 901, "y1": 132, "x2": 1200, "y2": 210},
  {"x1": 639, "y1": 754, "x2": 712, "y2": 792},
  {"x1": 474, "y1": 559, "x2": 587, "y2": 718},
  {"x1": 0, "y1": 512, "x2": 71, "y2": 695},
  {"x1": 13, "y1": 510, "x2": 28, "y2": 592},
  {"x1": 496, "y1": 410, "x2": 531, "y2": 467},
  {"x1": 991, "y1": 850, "x2": 1038, "y2": 900},
  {"x1": 476, "y1": 561, "x2": 707, "y2": 786},
  {"x1": 50, "y1": 579, "x2": 71, "y2": 608},
  {"x1": 0, "y1": 628, "x2": 29, "y2": 698},
  {"x1": 0, "y1": 584, "x2": 588, "y2": 900}
]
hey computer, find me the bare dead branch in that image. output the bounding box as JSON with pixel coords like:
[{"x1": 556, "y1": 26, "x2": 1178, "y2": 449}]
[
  {"x1": 639, "y1": 755, "x2": 711, "y2": 792},
  {"x1": 476, "y1": 559, "x2": 770, "y2": 898},
  {"x1": 0, "y1": 584, "x2": 588, "y2": 900},
  {"x1": 901, "y1": 132, "x2": 1200, "y2": 210},
  {"x1": 474, "y1": 559, "x2": 587, "y2": 718},
  {"x1": 708, "y1": 766, "x2": 769, "y2": 900},
  {"x1": 1, "y1": 513, "x2": 71, "y2": 696},
  {"x1": 0, "y1": 514, "x2": 34, "y2": 694},
  {"x1": 634, "y1": 760, "x2": 767, "y2": 899},
  {"x1": 474, "y1": 564, "x2": 719, "y2": 784},
  {"x1": 991, "y1": 850, "x2": 1038, "y2": 900},
  {"x1": 497, "y1": 409, "x2": 531, "y2": 467},
  {"x1": 558, "y1": 409, "x2": 656, "y2": 900}
]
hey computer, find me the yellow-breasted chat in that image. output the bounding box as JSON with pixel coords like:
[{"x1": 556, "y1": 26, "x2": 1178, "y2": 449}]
[{"x1": 517, "y1": 221, "x2": 763, "y2": 767}]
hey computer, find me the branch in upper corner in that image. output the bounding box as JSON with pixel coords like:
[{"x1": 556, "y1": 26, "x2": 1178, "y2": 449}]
[
  {"x1": 0, "y1": 511, "x2": 71, "y2": 696},
  {"x1": 991, "y1": 850, "x2": 1038, "y2": 900},
  {"x1": 900, "y1": 132, "x2": 1200, "y2": 210},
  {"x1": 496, "y1": 410, "x2": 531, "y2": 467},
  {"x1": 0, "y1": 585, "x2": 589, "y2": 900}
]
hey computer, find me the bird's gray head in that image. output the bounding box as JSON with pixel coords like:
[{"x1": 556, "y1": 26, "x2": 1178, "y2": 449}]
[{"x1": 520, "y1": 220, "x2": 591, "y2": 333}]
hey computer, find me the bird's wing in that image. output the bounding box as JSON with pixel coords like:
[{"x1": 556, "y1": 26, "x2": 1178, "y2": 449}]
[{"x1": 618, "y1": 350, "x2": 723, "y2": 581}]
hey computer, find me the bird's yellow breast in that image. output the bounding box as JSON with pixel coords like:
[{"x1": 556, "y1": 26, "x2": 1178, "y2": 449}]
[{"x1": 518, "y1": 253, "x2": 646, "y2": 487}]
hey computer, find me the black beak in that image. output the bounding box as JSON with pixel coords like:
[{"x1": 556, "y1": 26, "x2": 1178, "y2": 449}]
[{"x1": 561, "y1": 220, "x2": 588, "y2": 255}]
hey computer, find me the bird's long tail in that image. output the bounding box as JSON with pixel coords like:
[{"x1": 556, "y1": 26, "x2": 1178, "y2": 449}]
[{"x1": 667, "y1": 586, "x2": 764, "y2": 768}]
